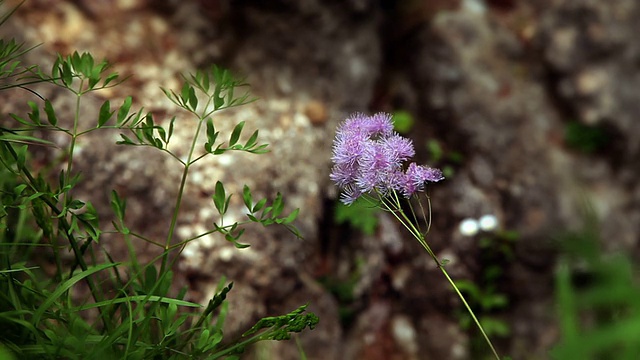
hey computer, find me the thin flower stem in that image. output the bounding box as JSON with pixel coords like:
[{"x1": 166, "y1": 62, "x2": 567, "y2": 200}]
[
  {"x1": 408, "y1": 202, "x2": 422, "y2": 235},
  {"x1": 383, "y1": 192, "x2": 500, "y2": 360},
  {"x1": 418, "y1": 192, "x2": 432, "y2": 235},
  {"x1": 436, "y1": 260, "x2": 501, "y2": 360},
  {"x1": 411, "y1": 230, "x2": 499, "y2": 358}
]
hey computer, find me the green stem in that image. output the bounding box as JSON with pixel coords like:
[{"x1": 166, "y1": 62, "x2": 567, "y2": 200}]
[
  {"x1": 160, "y1": 118, "x2": 204, "y2": 273},
  {"x1": 62, "y1": 85, "x2": 82, "y2": 206},
  {"x1": 382, "y1": 191, "x2": 501, "y2": 360},
  {"x1": 438, "y1": 263, "x2": 500, "y2": 359},
  {"x1": 210, "y1": 330, "x2": 272, "y2": 359},
  {"x1": 415, "y1": 236, "x2": 500, "y2": 360}
]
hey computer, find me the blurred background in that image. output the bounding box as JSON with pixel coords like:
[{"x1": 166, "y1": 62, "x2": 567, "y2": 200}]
[{"x1": 2, "y1": 0, "x2": 640, "y2": 359}]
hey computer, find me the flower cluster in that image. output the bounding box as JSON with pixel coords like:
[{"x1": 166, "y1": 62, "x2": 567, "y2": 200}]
[{"x1": 330, "y1": 112, "x2": 444, "y2": 204}]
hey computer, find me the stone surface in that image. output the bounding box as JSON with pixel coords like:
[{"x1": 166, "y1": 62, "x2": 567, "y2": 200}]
[{"x1": 2, "y1": 0, "x2": 640, "y2": 359}]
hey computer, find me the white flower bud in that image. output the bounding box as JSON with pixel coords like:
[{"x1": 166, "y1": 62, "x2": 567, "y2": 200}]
[
  {"x1": 478, "y1": 214, "x2": 499, "y2": 232},
  {"x1": 459, "y1": 218, "x2": 479, "y2": 236}
]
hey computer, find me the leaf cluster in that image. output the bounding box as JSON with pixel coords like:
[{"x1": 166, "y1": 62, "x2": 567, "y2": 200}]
[
  {"x1": 47, "y1": 52, "x2": 121, "y2": 94},
  {"x1": 208, "y1": 182, "x2": 302, "y2": 248}
]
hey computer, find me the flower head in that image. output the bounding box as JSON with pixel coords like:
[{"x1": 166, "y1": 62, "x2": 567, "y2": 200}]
[
  {"x1": 401, "y1": 163, "x2": 444, "y2": 197},
  {"x1": 330, "y1": 112, "x2": 443, "y2": 204}
]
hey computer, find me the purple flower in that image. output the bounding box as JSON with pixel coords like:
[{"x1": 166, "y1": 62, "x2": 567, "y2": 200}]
[
  {"x1": 335, "y1": 112, "x2": 393, "y2": 139},
  {"x1": 401, "y1": 163, "x2": 444, "y2": 197},
  {"x1": 382, "y1": 134, "x2": 415, "y2": 163},
  {"x1": 330, "y1": 112, "x2": 444, "y2": 204}
]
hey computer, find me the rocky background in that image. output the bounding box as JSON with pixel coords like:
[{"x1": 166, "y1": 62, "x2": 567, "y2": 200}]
[{"x1": 2, "y1": 0, "x2": 640, "y2": 359}]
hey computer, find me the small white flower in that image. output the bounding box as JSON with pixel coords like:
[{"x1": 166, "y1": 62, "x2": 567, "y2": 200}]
[
  {"x1": 478, "y1": 214, "x2": 499, "y2": 232},
  {"x1": 459, "y1": 218, "x2": 479, "y2": 236}
]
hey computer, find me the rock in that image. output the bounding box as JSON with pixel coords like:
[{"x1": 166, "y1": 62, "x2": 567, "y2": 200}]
[
  {"x1": 304, "y1": 100, "x2": 329, "y2": 126},
  {"x1": 3, "y1": 0, "x2": 640, "y2": 359}
]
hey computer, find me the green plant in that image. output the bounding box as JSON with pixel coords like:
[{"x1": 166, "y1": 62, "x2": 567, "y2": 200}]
[
  {"x1": 317, "y1": 256, "x2": 365, "y2": 327},
  {"x1": 456, "y1": 230, "x2": 518, "y2": 358},
  {"x1": 564, "y1": 121, "x2": 610, "y2": 154},
  {"x1": 552, "y1": 211, "x2": 640, "y2": 359},
  {"x1": 0, "y1": 4, "x2": 316, "y2": 358},
  {"x1": 391, "y1": 110, "x2": 414, "y2": 134},
  {"x1": 333, "y1": 197, "x2": 380, "y2": 236},
  {"x1": 425, "y1": 139, "x2": 463, "y2": 179}
]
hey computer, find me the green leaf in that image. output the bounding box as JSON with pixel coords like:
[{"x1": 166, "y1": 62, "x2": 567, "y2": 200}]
[
  {"x1": 13, "y1": 183, "x2": 28, "y2": 196},
  {"x1": 67, "y1": 199, "x2": 85, "y2": 210},
  {"x1": 167, "y1": 303, "x2": 177, "y2": 321},
  {"x1": 157, "y1": 126, "x2": 166, "y2": 143},
  {"x1": 78, "y1": 210, "x2": 97, "y2": 222},
  {"x1": 229, "y1": 121, "x2": 245, "y2": 146},
  {"x1": 282, "y1": 208, "x2": 299, "y2": 224},
  {"x1": 248, "y1": 144, "x2": 269, "y2": 154},
  {"x1": 61, "y1": 58, "x2": 73, "y2": 87},
  {"x1": 9, "y1": 113, "x2": 33, "y2": 126},
  {"x1": 142, "y1": 114, "x2": 156, "y2": 144},
  {"x1": 204, "y1": 118, "x2": 218, "y2": 153},
  {"x1": 117, "y1": 96, "x2": 132, "y2": 125},
  {"x1": 167, "y1": 117, "x2": 175, "y2": 143},
  {"x1": 98, "y1": 100, "x2": 113, "y2": 127},
  {"x1": 32, "y1": 263, "x2": 120, "y2": 325},
  {"x1": 58, "y1": 169, "x2": 66, "y2": 192},
  {"x1": 188, "y1": 86, "x2": 198, "y2": 110},
  {"x1": 75, "y1": 52, "x2": 86, "y2": 75},
  {"x1": 244, "y1": 129, "x2": 259, "y2": 148},
  {"x1": 81, "y1": 202, "x2": 102, "y2": 241},
  {"x1": 116, "y1": 134, "x2": 136, "y2": 145},
  {"x1": 51, "y1": 57, "x2": 61, "y2": 84},
  {"x1": 15, "y1": 144, "x2": 27, "y2": 170},
  {"x1": 201, "y1": 69, "x2": 210, "y2": 93},
  {"x1": 213, "y1": 84, "x2": 224, "y2": 110},
  {"x1": 271, "y1": 193, "x2": 284, "y2": 218},
  {"x1": 161, "y1": 87, "x2": 183, "y2": 108},
  {"x1": 71, "y1": 52, "x2": 82, "y2": 73},
  {"x1": 0, "y1": 133, "x2": 56, "y2": 147},
  {"x1": 110, "y1": 190, "x2": 126, "y2": 220},
  {"x1": 44, "y1": 99, "x2": 57, "y2": 126},
  {"x1": 27, "y1": 101, "x2": 40, "y2": 125},
  {"x1": 180, "y1": 83, "x2": 191, "y2": 107},
  {"x1": 242, "y1": 185, "x2": 253, "y2": 210},
  {"x1": 103, "y1": 72, "x2": 119, "y2": 87},
  {"x1": 233, "y1": 240, "x2": 250, "y2": 249},
  {"x1": 252, "y1": 198, "x2": 267, "y2": 213},
  {"x1": 213, "y1": 181, "x2": 227, "y2": 215}
]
